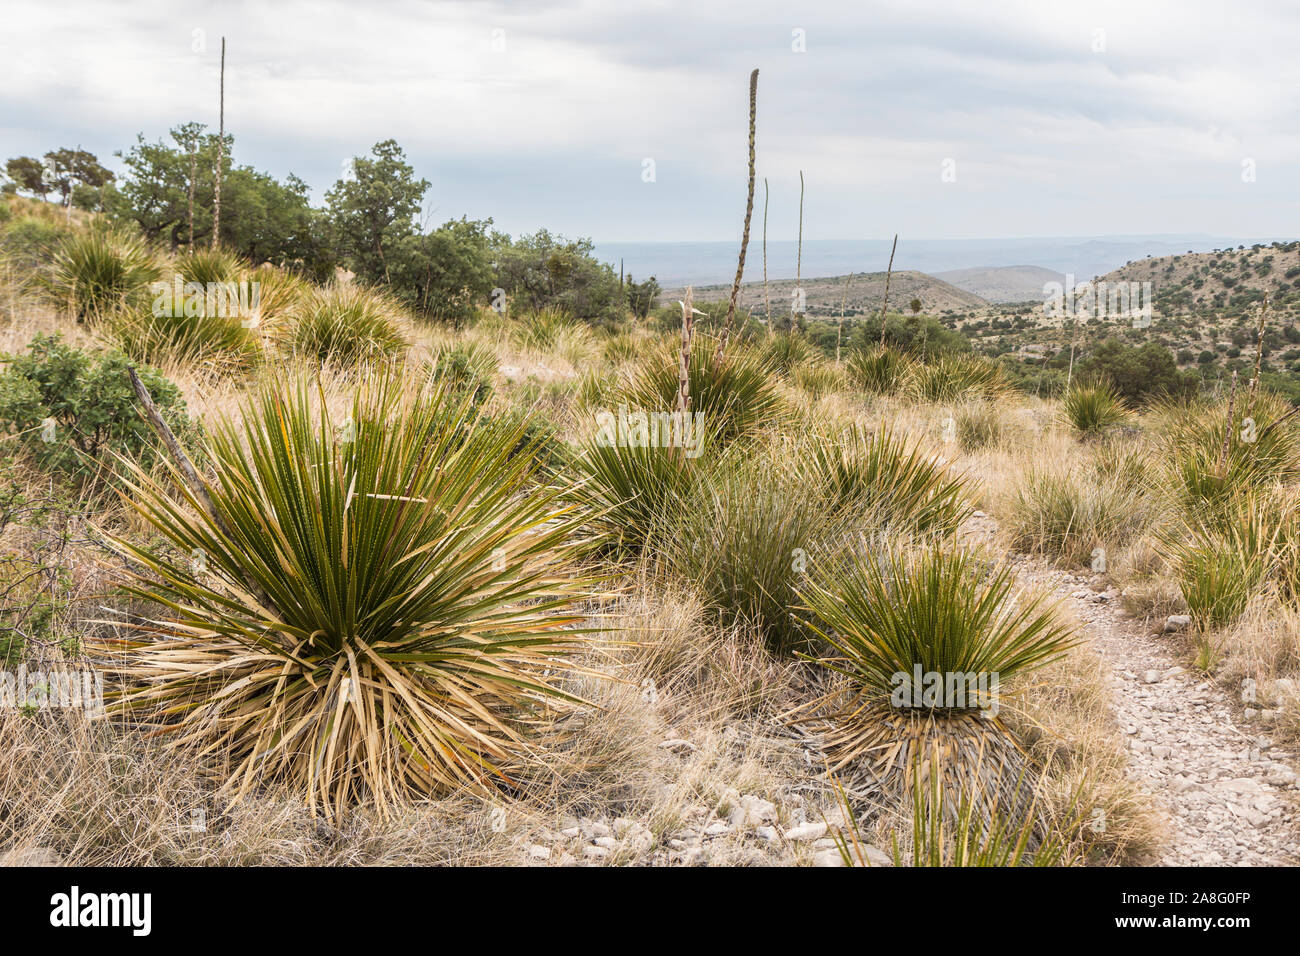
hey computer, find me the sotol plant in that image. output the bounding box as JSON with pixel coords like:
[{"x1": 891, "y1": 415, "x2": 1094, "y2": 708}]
[
  {"x1": 795, "y1": 546, "x2": 1077, "y2": 809},
  {"x1": 798, "y1": 424, "x2": 973, "y2": 535},
  {"x1": 1060, "y1": 378, "x2": 1128, "y2": 435},
  {"x1": 97, "y1": 373, "x2": 590, "y2": 820},
  {"x1": 47, "y1": 229, "x2": 161, "y2": 322},
  {"x1": 280, "y1": 283, "x2": 408, "y2": 367}
]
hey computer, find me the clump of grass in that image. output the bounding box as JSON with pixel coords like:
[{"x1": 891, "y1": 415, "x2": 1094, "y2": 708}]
[
  {"x1": 1162, "y1": 493, "x2": 1282, "y2": 630},
  {"x1": 1004, "y1": 465, "x2": 1154, "y2": 567},
  {"x1": 96, "y1": 373, "x2": 590, "y2": 821},
  {"x1": 1060, "y1": 378, "x2": 1128, "y2": 435},
  {"x1": 280, "y1": 283, "x2": 408, "y2": 367},
  {"x1": 791, "y1": 360, "x2": 845, "y2": 398},
  {"x1": 845, "y1": 345, "x2": 912, "y2": 395},
  {"x1": 1153, "y1": 391, "x2": 1300, "y2": 520},
  {"x1": 908, "y1": 354, "x2": 1008, "y2": 404},
  {"x1": 46, "y1": 229, "x2": 161, "y2": 322},
  {"x1": 659, "y1": 448, "x2": 830, "y2": 653},
  {"x1": 956, "y1": 401, "x2": 1006, "y2": 452},
  {"x1": 798, "y1": 423, "x2": 972, "y2": 535}
]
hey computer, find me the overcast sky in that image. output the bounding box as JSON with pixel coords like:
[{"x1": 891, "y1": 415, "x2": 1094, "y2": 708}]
[{"x1": 2, "y1": 0, "x2": 1297, "y2": 243}]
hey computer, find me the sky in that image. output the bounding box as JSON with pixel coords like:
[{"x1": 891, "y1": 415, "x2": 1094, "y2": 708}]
[{"x1": 2, "y1": 0, "x2": 1298, "y2": 244}]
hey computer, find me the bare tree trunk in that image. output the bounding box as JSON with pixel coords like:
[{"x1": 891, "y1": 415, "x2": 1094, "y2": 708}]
[
  {"x1": 714, "y1": 68, "x2": 758, "y2": 366},
  {"x1": 878, "y1": 234, "x2": 898, "y2": 346},
  {"x1": 211, "y1": 36, "x2": 226, "y2": 250}
]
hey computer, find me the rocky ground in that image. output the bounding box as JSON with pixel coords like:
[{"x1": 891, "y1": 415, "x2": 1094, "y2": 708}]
[{"x1": 981, "y1": 517, "x2": 1300, "y2": 866}]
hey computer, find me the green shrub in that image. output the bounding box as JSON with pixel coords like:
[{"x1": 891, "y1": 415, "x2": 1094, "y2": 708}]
[
  {"x1": 430, "y1": 340, "x2": 497, "y2": 406},
  {"x1": 0, "y1": 333, "x2": 190, "y2": 487}
]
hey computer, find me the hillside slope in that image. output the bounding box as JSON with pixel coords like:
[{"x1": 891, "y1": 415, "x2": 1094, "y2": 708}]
[
  {"x1": 1095, "y1": 241, "x2": 1300, "y2": 318},
  {"x1": 661, "y1": 270, "x2": 987, "y2": 318},
  {"x1": 934, "y1": 265, "x2": 1065, "y2": 304}
]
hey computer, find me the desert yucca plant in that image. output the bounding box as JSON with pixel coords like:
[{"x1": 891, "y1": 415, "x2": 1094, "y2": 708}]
[
  {"x1": 570, "y1": 435, "x2": 706, "y2": 556},
  {"x1": 95, "y1": 373, "x2": 590, "y2": 820},
  {"x1": 108, "y1": 304, "x2": 261, "y2": 373},
  {"x1": 907, "y1": 354, "x2": 1008, "y2": 403},
  {"x1": 888, "y1": 759, "x2": 1077, "y2": 867},
  {"x1": 513, "y1": 307, "x2": 590, "y2": 355},
  {"x1": 173, "y1": 247, "x2": 246, "y2": 286},
  {"x1": 758, "y1": 329, "x2": 814, "y2": 375},
  {"x1": 628, "y1": 334, "x2": 783, "y2": 444},
  {"x1": 1060, "y1": 377, "x2": 1128, "y2": 435},
  {"x1": 845, "y1": 345, "x2": 912, "y2": 395},
  {"x1": 799, "y1": 424, "x2": 972, "y2": 535},
  {"x1": 46, "y1": 229, "x2": 161, "y2": 321},
  {"x1": 794, "y1": 546, "x2": 1077, "y2": 809},
  {"x1": 281, "y1": 283, "x2": 408, "y2": 366},
  {"x1": 240, "y1": 263, "x2": 308, "y2": 330}
]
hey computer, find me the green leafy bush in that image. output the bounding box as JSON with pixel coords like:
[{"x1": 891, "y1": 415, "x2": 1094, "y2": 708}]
[{"x1": 0, "y1": 334, "x2": 189, "y2": 487}]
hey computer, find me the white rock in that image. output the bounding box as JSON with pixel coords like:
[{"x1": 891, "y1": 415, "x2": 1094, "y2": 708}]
[
  {"x1": 783, "y1": 822, "x2": 829, "y2": 842},
  {"x1": 728, "y1": 794, "x2": 777, "y2": 828}
]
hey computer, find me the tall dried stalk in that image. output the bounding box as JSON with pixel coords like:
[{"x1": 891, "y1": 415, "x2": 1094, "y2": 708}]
[
  {"x1": 677, "y1": 287, "x2": 695, "y2": 414},
  {"x1": 795, "y1": 170, "x2": 805, "y2": 332},
  {"x1": 878, "y1": 233, "x2": 898, "y2": 346},
  {"x1": 1217, "y1": 369, "x2": 1239, "y2": 477},
  {"x1": 837, "y1": 272, "x2": 854, "y2": 364},
  {"x1": 1248, "y1": 293, "x2": 1269, "y2": 411},
  {"x1": 763, "y1": 177, "x2": 770, "y2": 332},
  {"x1": 714, "y1": 68, "x2": 759, "y2": 366},
  {"x1": 211, "y1": 37, "x2": 226, "y2": 249}
]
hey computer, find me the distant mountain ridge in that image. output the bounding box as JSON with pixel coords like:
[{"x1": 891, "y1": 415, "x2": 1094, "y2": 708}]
[{"x1": 660, "y1": 270, "x2": 987, "y2": 317}]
